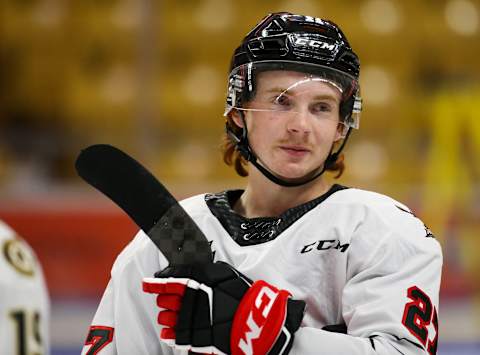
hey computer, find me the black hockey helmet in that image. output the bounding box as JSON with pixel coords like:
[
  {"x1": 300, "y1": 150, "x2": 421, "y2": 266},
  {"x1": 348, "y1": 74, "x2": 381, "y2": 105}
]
[{"x1": 224, "y1": 12, "x2": 362, "y2": 187}]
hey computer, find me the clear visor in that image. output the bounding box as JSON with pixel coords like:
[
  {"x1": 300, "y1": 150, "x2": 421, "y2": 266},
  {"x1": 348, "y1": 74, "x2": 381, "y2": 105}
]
[{"x1": 225, "y1": 61, "x2": 361, "y2": 133}]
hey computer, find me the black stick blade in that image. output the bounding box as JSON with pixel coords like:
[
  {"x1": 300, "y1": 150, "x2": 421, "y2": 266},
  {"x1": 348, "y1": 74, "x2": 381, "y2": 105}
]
[{"x1": 75, "y1": 144, "x2": 213, "y2": 265}]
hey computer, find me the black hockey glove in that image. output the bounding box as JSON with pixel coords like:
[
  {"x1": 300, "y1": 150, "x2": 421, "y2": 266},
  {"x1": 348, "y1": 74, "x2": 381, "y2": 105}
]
[{"x1": 142, "y1": 261, "x2": 305, "y2": 355}]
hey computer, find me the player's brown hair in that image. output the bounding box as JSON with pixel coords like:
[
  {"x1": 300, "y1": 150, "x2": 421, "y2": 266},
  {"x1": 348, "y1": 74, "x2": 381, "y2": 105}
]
[{"x1": 221, "y1": 114, "x2": 345, "y2": 179}]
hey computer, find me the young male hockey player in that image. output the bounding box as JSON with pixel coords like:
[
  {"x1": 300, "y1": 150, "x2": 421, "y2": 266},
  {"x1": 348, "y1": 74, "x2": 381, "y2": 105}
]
[
  {"x1": 82, "y1": 12, "x2": 442, "y2": 355},
  {"x1": 0, "y1": 219, "x2": 50, "y2": 355}
]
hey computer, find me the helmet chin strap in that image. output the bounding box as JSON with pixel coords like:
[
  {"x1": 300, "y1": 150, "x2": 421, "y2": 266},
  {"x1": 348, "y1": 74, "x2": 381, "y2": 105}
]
[{"x1": 226, "y1": 113, "x2": 352, "y2": 188}]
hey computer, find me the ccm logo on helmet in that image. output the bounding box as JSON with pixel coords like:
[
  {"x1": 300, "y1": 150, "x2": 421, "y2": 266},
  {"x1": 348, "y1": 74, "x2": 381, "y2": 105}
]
[
  {"x1": 238, "y1": 286, "x2": 279, "y2": 355},
  {"x1": 293, "y1": 37, "x2": 336, "y2": 51}
]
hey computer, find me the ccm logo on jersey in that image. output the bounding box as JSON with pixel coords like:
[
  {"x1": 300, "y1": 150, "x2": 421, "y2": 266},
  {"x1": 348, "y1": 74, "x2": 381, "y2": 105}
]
[
  {"x1": 301, "y1": 239, "x2": 350, "y2": 254},
  {"x1": 231, "y1": 281, "x2": 291, "y2": 355}
]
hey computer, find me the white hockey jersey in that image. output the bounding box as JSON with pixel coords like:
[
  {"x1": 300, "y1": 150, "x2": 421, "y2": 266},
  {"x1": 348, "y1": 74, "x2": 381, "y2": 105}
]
[
  {"x1": 82, "y1": 186, "x2": 442, "y2": 355},
  {"x1": 0, "y1": 220, "x2": 50, "y2": 355}
]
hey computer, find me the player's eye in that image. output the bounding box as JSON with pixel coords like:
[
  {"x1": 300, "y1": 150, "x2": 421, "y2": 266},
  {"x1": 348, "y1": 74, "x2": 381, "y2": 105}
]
[
  {"x1": 310, "y1": 102, "x2": 333, "y2": 115},
  {"x1": 273, "y1": 94, "x2": 292, "y2": 109}
]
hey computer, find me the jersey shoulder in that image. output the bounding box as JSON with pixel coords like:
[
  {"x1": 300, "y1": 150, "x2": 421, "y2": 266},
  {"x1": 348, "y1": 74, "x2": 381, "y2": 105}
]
[
  {"x1": 110, "y1": 229, "x2": 164, "y2": 276},
  {"x1": 179, "y1": 193, "x2": 210, "y2": 217},
  {"x1": 329, "y1": 187, "x2": 420, "y2": 221},
  {"x1": 329, "y1": 187, "x2": 410, "y2": 210},
  {"x1": 180, "y1": 192, "x2": 223, "y2": 232},
  {"x1": 329, "y1": 189, "x2": 442, "y2": 282},
  {"x1": 328, "y1": 188, "x2": 438, "y2": 244}
]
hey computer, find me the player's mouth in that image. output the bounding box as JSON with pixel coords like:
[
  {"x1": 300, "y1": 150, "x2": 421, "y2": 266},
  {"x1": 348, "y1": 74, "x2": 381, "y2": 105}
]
[{"x1": 279, "y1": 145, "x2": 311, "y2": 157}]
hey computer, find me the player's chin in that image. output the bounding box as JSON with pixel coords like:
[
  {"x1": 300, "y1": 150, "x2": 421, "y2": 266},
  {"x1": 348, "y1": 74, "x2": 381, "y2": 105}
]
[{"x1": 273, "y1": 163, "x2": 314, "y2": 180}]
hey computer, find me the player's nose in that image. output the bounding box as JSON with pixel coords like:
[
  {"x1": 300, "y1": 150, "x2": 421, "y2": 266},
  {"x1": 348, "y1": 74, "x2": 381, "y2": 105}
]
[{"x1": 286, "y1": 109, "x2": 311, "y2": 135}]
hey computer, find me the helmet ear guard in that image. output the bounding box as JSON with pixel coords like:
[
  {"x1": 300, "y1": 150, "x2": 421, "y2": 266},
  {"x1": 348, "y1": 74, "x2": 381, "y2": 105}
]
[{"x1": 339, "y1": 87, "x2": 362, "y2": 136}]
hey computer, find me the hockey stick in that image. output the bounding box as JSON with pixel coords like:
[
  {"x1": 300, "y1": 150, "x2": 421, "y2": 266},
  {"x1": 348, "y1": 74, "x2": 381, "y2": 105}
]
[{"x1": 75, "y1": 144, "x2": 213, "y2": 265}]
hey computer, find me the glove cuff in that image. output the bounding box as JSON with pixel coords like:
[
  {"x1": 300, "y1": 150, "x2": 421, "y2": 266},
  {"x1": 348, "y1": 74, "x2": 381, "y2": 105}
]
[
  {"x1": 268, "y1": 298, "x2": 306, "y2": 355},
  {"x1": 230, "y1": 280, "x2": 304, "y2": 355}
]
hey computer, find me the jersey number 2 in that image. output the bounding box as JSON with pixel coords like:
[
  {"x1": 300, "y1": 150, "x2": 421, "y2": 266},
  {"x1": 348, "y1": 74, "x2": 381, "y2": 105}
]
[
  {"x1": 402, "y1": 286, "x2": 438, "y2": 355},
  {"x1": 84, "y1": 326, "x2": 114, "y2": 355}
]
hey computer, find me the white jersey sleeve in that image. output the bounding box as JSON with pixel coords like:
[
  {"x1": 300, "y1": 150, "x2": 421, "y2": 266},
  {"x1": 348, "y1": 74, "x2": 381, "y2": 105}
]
[
  {"x1": 290, "y1": 190, "x2": 442, "y2": 354},
  {"x1": 80, "y1": 230, "x2": 188, "y2": 355},
  {"x1": 0, "y1": 220, "x2": 50, "y2": 355}
]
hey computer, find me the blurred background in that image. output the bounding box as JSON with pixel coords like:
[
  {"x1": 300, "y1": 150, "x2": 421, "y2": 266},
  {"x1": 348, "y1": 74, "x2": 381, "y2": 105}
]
[{"x1": 0, "y1": 0, "x2": 479, "y2": 354}]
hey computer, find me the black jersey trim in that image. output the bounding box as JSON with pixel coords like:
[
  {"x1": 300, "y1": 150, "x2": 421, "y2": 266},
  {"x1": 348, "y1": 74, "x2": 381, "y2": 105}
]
[
  {"x1": 370, "y1": 333, "x2": 424, "y2": 353},
  {"x1": 205, "y1": 184, "x2": 348, "y2": 246},
  {"x1": 322, "y1": 323, "x2": 347, "y2": 334},
  {"x1": 392, "y1": 335, "x2": 424, "y2": 351}
]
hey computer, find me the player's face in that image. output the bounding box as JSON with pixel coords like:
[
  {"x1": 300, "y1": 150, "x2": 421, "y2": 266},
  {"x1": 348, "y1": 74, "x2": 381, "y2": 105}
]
[{"x1": 233, "y1": 70, "x2": 344, "y2": 180}]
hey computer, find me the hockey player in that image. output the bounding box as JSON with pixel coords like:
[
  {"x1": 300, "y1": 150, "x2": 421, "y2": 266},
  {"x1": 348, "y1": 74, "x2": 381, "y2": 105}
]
[
  {"x1": 82, "y1": 12, "x2": 442, "y2": 355},
  {"x1": 0, "y1": 219, "x2": 50, "y2": 355}
]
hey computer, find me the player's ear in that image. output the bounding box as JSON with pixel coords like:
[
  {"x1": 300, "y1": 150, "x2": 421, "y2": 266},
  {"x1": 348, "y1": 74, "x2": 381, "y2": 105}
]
[
  {"x1": 229, "y1": 109, "x2": 245, "y2": 128},
  {"x1": 334, "y1": 123, "x2": 345, "y2": 142}
]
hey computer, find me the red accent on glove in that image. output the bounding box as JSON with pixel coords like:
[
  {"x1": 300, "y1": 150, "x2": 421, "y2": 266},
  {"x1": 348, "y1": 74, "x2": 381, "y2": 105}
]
[
  {"x1": 143, "y1": 279, "x2": 188, "y2": 342},
  {"x1": 142, "y1": 280, "x2": 187, "y2": 295},
  {"x1": 156, "y1": 294, "x2": 183, "y2": 311},
  {"x1": 231, "y1": 280, "x2": 291, "y2": 355},
  {"x1": 158, "y1": 310, "x2": 177, "y2": 327},
  {"x1": 160, "y1": 327, "x2": 176, "y2": 340}
]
